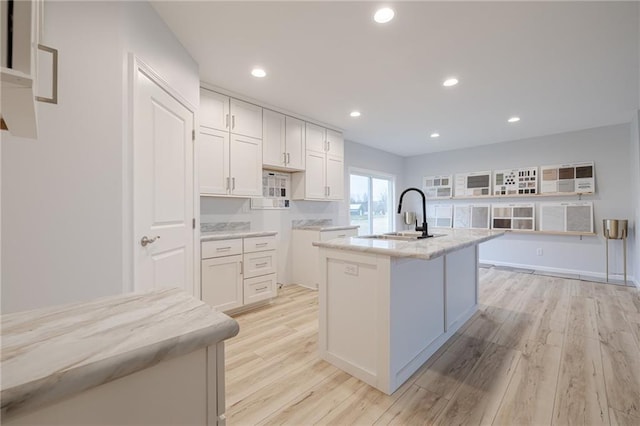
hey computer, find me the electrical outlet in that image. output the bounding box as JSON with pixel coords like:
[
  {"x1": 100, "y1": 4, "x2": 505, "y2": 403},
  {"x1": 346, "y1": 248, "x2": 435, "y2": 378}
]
[
  {"x1": 536, "y1": 248, "x2": 543, "y2": 256},
  {"x1": 344, "y1": 264, "x2": 359, "y2": 276}
]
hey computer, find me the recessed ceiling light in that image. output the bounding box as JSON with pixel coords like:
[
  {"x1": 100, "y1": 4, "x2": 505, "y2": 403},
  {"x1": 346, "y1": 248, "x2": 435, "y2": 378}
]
[
  {"x1": 443, "y1": 78, "x2": 459, "y2": 87},
  {"x1": 374, "y1": 7, "x2": 394, "y2": 24},
  {"x1": 251, "y1": 68, "x2": 266, "y2": 78},
  {"x1": 350, "y1": 111, "x2": 361, "y2": 118},
  {"x1": 430, "y1": 132, "x2": 440, "y2": 138},
  {"x1": 508, "y1": 116, "x2": 521, "y2": 123}
]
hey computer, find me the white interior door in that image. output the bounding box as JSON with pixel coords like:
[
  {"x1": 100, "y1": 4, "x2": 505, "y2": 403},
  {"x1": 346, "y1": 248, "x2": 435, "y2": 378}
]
[{"x1": 134, "y1": 67, "x2": 194, "y2": 295}]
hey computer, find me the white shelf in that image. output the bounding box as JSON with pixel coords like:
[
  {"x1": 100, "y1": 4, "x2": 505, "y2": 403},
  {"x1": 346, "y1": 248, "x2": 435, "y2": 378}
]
[{"x1": 446, "y1": 192, "x2": 593, "y2": 201}]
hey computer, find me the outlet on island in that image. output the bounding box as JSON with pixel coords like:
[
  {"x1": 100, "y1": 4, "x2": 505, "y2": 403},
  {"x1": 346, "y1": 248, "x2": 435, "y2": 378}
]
[{"x1": 344, "y1": 264, "x2": 359, "y2": 276}]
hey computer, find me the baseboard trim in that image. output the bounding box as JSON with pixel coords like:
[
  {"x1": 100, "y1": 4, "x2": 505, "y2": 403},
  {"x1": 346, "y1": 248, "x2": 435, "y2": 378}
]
[{"x1": 480, "y1": 259, "x2": 637, "y2": 287}]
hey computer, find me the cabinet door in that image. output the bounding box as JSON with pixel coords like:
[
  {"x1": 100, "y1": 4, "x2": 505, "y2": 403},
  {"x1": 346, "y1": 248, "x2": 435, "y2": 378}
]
[
  {"x1": 229, "y1": 134, "x2": 262, "y2": 197},
  {"x1": 305, "y1": 151, "x2": 327, "y2": 200},
  {"x1": 199, "y1": 128, "x2": 229, "y2": 195},
  {"x1": 305, "y1": 122, "x2": 326, "y2": 154},
  {"x1": 262, "y1": 109, "x2": 286, "y2": 169},
  {"x1": 325, "y1": 129, "x2": 344, "y2": 158},
  {"x1": 200, "y1": 89, "x2": 229, "y2": 131},
  {"x1": 230, "y1": 98, "x2": 262, "y2": 139},
  {"x1": 201, "y1": 255, "x2": 243, "y2": 312},
  {"x1": 285, "y1": 116, "x2": 305, "y2": 170},
  {"x1": 326, "y1": 154, "x2": 344, "y2": 200}
]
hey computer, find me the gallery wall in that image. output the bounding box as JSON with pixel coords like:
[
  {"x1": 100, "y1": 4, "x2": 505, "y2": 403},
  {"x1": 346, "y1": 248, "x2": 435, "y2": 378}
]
[
  {"x1": 403, "y1": 123, "x2": 635, "y2": 283},
  {"x1": 1, "y1": 2, "x2": 199, "y2": 313}
]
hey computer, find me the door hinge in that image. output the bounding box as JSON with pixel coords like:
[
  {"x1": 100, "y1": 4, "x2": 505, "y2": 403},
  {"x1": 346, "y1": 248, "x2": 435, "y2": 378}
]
[
  {"x1": 192, "y1": 130, "x2": 195, "y2": 141},
  {"x1": 192, "y1": 218, "x2": 196, "y2": 229}
]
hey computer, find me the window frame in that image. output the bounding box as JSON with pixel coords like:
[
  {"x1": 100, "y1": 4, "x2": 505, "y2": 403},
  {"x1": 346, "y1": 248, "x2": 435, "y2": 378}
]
[{"x1": 348, "y1": 167, "x2": 396, "y2": 235}]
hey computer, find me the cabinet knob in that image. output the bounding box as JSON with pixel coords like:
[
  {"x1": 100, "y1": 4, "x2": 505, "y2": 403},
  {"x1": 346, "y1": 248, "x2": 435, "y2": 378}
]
[{"x1": 140, "y1": 235, "x2": 160, "y2": 247}]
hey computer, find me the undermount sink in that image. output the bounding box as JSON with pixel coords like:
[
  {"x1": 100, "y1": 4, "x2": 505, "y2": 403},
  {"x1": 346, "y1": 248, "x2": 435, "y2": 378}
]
[{"x1": 360, "y1": 232, "x2": 447, "y2": 241}]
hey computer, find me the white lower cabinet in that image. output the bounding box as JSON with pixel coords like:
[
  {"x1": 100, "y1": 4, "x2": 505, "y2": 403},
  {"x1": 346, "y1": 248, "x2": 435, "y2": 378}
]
[
  {"x1": 201, "y1": 235, "x2": 277, "y2": 313},
  {"x1": 201, "y1": 255, "x2": 243, "y2": 312},
  {"x1": 291, "y1": 228, "x2": 358, "y2": 289}
]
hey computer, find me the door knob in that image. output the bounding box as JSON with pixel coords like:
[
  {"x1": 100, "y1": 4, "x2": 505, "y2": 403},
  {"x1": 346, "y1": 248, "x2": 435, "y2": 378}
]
[{"x1": 140, "y1": 235, "x2": 160, "y2": 247}]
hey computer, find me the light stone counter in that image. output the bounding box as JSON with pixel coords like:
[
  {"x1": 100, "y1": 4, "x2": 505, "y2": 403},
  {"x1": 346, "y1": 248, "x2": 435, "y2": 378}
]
[
  {"x1": 293, "y1": 225, "x2": 360, "y2": 232},
  {"x1": 313, "y1": 228, "x2": 504, "y2": 260},
  {"x1": 1, "y1": 288, "x2": 239, "y2": 420},
  {"x1": 201, "y1": 230, "x2": 277, "y2": 241}
]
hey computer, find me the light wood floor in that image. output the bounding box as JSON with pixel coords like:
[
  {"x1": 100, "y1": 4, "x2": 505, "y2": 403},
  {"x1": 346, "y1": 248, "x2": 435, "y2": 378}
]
[{"x1": 224, "y1": 268, "x2": 640, "y2": 425}]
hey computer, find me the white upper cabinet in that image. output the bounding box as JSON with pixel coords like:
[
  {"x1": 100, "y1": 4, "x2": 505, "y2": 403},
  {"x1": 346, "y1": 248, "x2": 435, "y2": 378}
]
[
  {"x1": 200, "y1": 89, "x2": 229, "y2": 131},
  {"x1": 305, "y1": 122, "x2": 326, "y2": 154},
  {"x1": 326, "y1": 155, "x2": 344, "y2": 200},
  {"x1": 284, "y1": 116, "x2": 305, "y2": 170},
  {"x1": 230, "y1": 98, "x2": 262, "y2": 139},
  {"x1": 229, "y1": 134, "x2": 262, "y2": 197},
  {"x1": 200, "y1": 90, "x2": 262, "y2": 140},
  {"x1": 325, "y1": 129, "x2": 344, "y2": 158},
  {"x1": 199, "y1": 88, "x2": 262, "y2": 197},
  {"x1": 199, "y1": 128, "x2": 230, "y2": 195},
  {"x1": 262, "y1": 109, "x2": 286, "y2": 169},
  {"x1": 263, "y1": 111, "x2": 305, "y2": 171}
]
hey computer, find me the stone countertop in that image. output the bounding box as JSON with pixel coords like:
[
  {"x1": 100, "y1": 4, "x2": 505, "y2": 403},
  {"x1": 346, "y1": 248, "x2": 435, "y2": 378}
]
[
  {"x1": 201, "y1": 230, "x2": 277, "y2": 242},
  {"x1": 312, "y1": 228, "x2": 504, "y2": 260},
  {"x1": 0, "y1": 288, "x2": 239, "y2": 420},
  {"x1": 293, "y1": 225, "x2": 360, "y2": 232}
]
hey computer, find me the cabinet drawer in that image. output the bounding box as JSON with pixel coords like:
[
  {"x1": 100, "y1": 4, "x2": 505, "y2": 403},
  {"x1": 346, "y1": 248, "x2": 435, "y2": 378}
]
[
  {"x1": 202, "y1": 239, "x2": 242, "y2": 259},
  {"x1": 244, "y1": 236, "x2": 276, "y2": 253},
  {"x1": 244, "y1": 274, "x2": 276, "y2": 305},
  {"x1": 243, "y1": 250, "x2": 277, "y2": 279},
  {"x1": 320, "y1": 229, "x2": 358, "y2": 241}
]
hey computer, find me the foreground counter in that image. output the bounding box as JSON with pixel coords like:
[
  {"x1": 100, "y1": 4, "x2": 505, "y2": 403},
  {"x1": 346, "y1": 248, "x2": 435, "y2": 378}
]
[
  {"x1": 1, "y1": 288, "x2": 239, "y2": 425},
  {"x1": 313, "y1": 228, "x2": 504, "y2": 394}
]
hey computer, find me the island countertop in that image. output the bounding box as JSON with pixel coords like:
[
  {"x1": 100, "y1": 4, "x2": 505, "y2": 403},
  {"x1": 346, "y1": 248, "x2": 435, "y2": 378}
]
[
  {"x1": 1, "y1": 288, "x2": 239, "y2": 419},
  {"x1": 312, "y1": 228, "x2": 504, "y2": 260}
]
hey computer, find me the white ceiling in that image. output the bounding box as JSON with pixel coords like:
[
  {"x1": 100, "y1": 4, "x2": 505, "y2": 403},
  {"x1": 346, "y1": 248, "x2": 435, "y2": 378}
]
[{"x1": 152, "y1": 1, "x2": 639, "y2": 157}]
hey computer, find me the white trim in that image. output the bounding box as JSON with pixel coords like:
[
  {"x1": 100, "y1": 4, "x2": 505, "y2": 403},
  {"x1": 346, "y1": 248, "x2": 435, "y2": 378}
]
[
  {"x1": 480, "y1": 258, "x2": 637, "y2": 286},
  {"x1": 125, "y1": 54, "x2": 199, "y2": 297}
]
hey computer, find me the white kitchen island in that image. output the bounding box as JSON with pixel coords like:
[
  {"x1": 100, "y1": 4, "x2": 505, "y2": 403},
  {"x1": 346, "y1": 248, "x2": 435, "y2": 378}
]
[{"x1": 313, "y1": 228, "x2": 504, "y2": 395}]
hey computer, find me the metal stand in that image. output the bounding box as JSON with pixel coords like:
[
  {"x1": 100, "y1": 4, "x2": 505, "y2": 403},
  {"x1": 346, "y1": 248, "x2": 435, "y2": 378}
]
[{"x1": 604, "y1": 228, "x2": 627, "y2": 285}]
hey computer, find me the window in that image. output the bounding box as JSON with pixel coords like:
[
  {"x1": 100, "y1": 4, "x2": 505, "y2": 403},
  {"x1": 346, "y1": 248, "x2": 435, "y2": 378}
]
[{"x1": 349, "y1": 169, "x2": 395, "y2": 235}]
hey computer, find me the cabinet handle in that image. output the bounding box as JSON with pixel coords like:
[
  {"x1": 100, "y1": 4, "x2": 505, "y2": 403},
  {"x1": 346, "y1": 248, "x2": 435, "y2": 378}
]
[
  {"x1": 231, "y1": 115, "x2": 235, "y2": 129},
  {"x1": 256, "y1": 242, "x2": 268, "y2": 247},
  {"x1": 328, "y1": 186, "x2": 331, "y2": 197},
  {"x1": 216, "y1": 246, "x2": 232, "y2": 251},
  {"x1": 283, "y1": 152, "x2": 287, "y2": 164},
  {"x1": 232, "y1": 177, "x2": 236, "y2": 190},
  {"x1": 240, "y1": 261, "x2": 243, "y2": 275},
  {"x1": 225, "y1": 114, "x2": 229, "y2": 129},
  {"x1": 256, "y1": 286, "x2": 268, "y2": 292},
  {"x1": 337, "y1": 234, "x2": 346, "y2": 238},
  {"x1": 226, "y1": 177, "x2": 230, "y2": 190},
  {"x1": 256, "y1": 262, "x2": 268, "y2": 267},
  {"x1": 327, "y1": 140, "x2": 331, "y2": 152}
]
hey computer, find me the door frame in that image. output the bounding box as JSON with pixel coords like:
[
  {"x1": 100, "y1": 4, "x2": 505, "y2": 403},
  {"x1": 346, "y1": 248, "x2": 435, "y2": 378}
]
[
  {"x1": 124, "y1": 54, "x2": 200, "y2": 297},
  {"x1": 347, "y1": 166, "x2": 397, "y2": 235}
]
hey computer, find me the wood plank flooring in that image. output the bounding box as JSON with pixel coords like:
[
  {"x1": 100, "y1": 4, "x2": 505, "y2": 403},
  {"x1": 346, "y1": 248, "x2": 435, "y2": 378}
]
[{"x1": 224, "y1": 268, "x2": 640, "y2": 425}]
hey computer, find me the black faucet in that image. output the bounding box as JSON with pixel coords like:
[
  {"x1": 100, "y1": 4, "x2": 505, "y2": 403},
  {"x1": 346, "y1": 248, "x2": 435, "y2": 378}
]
[{"x1": 397, "y1": 187, "x2": 432, "y2": 239}]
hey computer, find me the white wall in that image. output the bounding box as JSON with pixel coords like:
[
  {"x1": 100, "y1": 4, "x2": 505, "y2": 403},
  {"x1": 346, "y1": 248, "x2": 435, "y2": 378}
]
[
  {"x1": 1, "y1": 1, "x2": 199, "y2": 313},
  {"x1": 403, "y1": 124, "x2": 635, "y2": 281},
  {"x1": 631, "y1": 111, "x2": 640, "y2": 287},
  {"x1": 200, "y1": 140, "x2": 404, "y2": 285}
]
